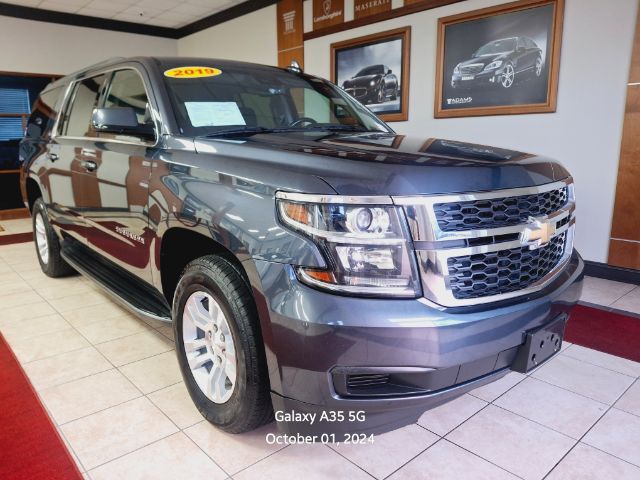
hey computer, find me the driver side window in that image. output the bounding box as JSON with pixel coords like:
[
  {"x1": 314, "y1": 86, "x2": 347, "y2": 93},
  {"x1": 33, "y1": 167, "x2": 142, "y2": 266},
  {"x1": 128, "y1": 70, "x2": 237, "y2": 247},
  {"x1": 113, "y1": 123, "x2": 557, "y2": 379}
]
[{"x1": 101, "y1": 69, "x2": 153, "y2": 141}]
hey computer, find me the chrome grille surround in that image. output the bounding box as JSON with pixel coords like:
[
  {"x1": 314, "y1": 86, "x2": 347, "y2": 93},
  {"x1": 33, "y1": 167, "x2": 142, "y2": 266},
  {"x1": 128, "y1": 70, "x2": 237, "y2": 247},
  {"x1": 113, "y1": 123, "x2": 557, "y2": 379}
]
[{"x1": 394, "y1": 178, "x2": 576, "y2": 308}]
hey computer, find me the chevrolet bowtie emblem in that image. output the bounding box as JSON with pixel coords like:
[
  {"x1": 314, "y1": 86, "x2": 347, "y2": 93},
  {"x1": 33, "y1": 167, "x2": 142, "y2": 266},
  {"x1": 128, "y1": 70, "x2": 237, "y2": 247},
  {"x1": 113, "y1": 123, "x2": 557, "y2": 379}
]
[{"x1": 520, "y1": 216, "x2": 556, "y2": 250}]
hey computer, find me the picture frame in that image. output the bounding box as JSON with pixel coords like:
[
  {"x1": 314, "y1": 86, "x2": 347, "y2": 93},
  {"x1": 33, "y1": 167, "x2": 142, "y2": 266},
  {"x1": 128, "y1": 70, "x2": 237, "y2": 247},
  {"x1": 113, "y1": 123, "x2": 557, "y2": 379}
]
[
  {"x1": 331, "y1": 26, "x2": 411, "y2": 122},
  {"x1": 435, "y1": 0, "x2": 564, "y2": 118}
]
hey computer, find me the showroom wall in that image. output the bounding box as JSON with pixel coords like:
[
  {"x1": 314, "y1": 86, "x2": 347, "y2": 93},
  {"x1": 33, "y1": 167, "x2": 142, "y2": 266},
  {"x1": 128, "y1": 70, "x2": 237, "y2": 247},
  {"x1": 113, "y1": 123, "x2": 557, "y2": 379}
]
[
  {"x1": 0, "y1": 16, "x2": 176, "y2": 75},
  {"x1": 177, "y1": 4, "x2": 278, "y2": 66},
  {"x1": 304, "y1": 0, "x2": 638, "y2": 264},
  {"x1": 179, "y1": 0, "x2": 639, "y2": 264}
]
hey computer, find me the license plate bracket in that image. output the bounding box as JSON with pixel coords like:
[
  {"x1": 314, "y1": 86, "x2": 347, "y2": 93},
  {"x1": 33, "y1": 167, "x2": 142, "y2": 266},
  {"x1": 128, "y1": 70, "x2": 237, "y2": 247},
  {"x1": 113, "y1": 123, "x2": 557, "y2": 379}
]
[{"x1": 512, "y1": 314, "x2": 567, "y2": 373}]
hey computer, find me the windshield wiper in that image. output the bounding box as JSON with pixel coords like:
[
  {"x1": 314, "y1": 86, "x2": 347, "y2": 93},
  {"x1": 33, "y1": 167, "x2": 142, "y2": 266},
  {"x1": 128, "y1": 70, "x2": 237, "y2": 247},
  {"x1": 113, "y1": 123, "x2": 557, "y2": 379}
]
[
  {"x1": 299, "y1": 124, "x2": 369, "y2": 132},
  {"x1": 203, "y1": 126, "x2": 279, "y2": 137}
]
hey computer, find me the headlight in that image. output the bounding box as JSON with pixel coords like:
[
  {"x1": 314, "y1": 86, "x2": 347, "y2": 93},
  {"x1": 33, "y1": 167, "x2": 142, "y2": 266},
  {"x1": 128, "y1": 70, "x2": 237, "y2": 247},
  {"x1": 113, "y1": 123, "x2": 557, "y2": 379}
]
[
  {"x1": 484, "y1": 60, "x2": 503, "y2": 71},
  {"x1": 369, "y1": 80, "x2": 376, "y2": 86},
  {"x1": 276, "y1": 193, "x2": 421, "y2": 297},
  {"x1": 454, "y1": 64, "x2": 461, "y2": 74}
]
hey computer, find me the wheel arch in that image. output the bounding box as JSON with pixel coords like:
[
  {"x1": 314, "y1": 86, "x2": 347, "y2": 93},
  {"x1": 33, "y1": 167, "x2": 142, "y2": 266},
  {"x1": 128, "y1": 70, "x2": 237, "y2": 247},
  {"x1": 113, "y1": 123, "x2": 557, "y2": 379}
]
[{"x1": 158, "y1": 227, "x2": 251, "y2": 308}]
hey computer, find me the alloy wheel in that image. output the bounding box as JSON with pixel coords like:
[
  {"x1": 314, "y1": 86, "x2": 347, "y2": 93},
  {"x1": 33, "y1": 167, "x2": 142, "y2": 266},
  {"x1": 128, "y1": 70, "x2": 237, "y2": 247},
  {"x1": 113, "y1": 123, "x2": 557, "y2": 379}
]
[
  {"x1": 35, "y1": 212, "x2": 49, "y2": 265},
  {"x1": 535, "y1": 57, "x2": 543, "y2": 76},
  {"x1": 501, "y1": 64, "x2": 515, "y2": 88},
  {"x1": 182, "y1": 291, "x2": 237, "y2": 404},
  {"x1": 377, "y1": 87, "x2": 384, "y2": 103}
]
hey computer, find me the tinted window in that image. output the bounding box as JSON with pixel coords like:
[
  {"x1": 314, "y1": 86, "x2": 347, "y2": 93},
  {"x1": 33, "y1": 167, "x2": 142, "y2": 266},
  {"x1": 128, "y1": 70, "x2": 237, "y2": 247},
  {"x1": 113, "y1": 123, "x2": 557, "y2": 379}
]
[
  {"x1": 104, "y1": 69, "x2": 150, "y2": 125},
  {"x1": 476, "y1": 39, "x2": 516, "y2": 55},
  {"x1": 62, "y1": 74, "x2": 107, "y2": 137},
  {"x1": 355, "y1": 65, "x2": 384, "y2": 76},
  {"x1": 25, "y1": 86, "x2": 63, "y2": 139}
]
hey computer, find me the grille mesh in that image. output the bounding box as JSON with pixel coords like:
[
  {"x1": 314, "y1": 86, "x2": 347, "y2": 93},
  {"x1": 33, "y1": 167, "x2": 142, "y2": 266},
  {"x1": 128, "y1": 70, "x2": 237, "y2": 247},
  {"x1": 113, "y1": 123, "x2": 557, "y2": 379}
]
[
  {"x1": 447, "y1": 233, "x2": 566, "y2": 300},
  {"x1": 434, "y1": 187, "x2": 568, "y2": 232}
]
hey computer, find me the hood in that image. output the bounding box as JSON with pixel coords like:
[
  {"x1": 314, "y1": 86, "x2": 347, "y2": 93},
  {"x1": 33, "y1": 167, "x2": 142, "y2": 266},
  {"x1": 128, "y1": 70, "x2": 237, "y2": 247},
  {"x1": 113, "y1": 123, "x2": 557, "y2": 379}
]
[
  {"x1": 459, "y1": 53, "x2": 506, "y2": 68},
  {"x1": 193, "y1": 132, "x2": 569, "y2": 196},
  {"x1": 343, "y1": 74, "x2": 381, "y2": 87}
]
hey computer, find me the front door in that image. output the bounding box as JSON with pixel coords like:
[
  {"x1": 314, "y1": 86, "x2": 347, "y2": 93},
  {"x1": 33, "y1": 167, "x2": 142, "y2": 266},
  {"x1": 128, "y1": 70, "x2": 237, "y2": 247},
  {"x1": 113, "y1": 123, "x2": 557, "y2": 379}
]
[{"x1": 81, "y1": 68, "x2": 156, "y2": 284}]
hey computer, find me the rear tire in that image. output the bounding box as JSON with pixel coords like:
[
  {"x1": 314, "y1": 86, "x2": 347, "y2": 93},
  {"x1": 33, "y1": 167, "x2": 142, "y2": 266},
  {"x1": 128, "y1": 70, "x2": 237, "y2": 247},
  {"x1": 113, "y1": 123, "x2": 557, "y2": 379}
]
[
  {"x1": 32, "y1": 198, "x2": 75, "y2": 277},
  {"x1": 173, "y1": 255, "x2": 273, "y2": 433}
]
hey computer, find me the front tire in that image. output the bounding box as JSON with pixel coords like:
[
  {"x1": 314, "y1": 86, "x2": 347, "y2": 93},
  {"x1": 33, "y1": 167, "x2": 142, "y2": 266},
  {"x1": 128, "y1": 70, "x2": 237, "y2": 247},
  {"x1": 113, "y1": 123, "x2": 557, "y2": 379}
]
[
  {"x1": 173, "y1": 255, "x2": 272, "y2": 433},
  {"x1": 500, "y1": 63, "x2": 515, "y2": 89},
  {"x1": 32, "y1": 198, "x2": 74, "y2": 277}
]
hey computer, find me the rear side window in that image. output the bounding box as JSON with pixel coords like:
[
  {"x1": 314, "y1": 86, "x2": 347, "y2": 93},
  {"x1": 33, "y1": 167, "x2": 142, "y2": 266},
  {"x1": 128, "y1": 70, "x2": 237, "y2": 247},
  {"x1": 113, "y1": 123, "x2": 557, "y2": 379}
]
[
  {"x1": 25, "y1": 86, "x2": 63, "y2": 140},
  {"x1": 103, "y1": 69, "x2": 150, "y2": 125},
  {"x1": 61, "y1": 74, "x2": 107, "y2": 137}
]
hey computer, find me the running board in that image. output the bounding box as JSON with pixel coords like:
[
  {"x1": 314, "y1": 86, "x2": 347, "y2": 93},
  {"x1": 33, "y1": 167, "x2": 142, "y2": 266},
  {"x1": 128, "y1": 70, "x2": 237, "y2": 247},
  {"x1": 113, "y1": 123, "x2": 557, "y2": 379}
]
[{"x1": 61, "y1": 239, "x2": 172, "y2": 323}]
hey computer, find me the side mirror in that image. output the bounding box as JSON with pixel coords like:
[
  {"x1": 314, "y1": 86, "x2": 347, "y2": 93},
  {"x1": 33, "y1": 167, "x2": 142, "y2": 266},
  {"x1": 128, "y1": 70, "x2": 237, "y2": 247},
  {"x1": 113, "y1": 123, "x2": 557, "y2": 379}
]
[
  {"x1": 92, "y1": 107, "x2": 155, "y2": 139},
  {"x1": 387, "y1": 69, "x2": 392, "y2": 74}
]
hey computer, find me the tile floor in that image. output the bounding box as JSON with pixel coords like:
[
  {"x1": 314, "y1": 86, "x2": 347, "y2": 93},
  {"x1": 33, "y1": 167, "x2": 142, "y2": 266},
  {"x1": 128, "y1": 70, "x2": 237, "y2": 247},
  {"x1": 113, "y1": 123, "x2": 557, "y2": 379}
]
[
  {"x1": 0, "y1": 217, "x2": 32, "y2": 236},
  {"x1": 1, "y1": 242, "x2": 639, "y2": 480}
]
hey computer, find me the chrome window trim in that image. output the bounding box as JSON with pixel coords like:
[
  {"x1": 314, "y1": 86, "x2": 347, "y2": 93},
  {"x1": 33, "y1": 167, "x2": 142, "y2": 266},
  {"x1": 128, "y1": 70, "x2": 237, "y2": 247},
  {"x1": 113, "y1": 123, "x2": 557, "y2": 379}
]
[{"x1": 393, "y1": 178, "x2": 576, "y2": 307}]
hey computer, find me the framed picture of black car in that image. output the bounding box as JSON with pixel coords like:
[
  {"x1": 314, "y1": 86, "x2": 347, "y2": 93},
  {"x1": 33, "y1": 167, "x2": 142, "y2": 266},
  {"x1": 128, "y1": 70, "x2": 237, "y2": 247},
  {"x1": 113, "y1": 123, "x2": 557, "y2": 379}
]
[
  {"x1": 435, "y1": 0, "x2": 564, "y2": 118},
  {"x1": 331, "y1": 26, "x2": 410, "y2": 122}
]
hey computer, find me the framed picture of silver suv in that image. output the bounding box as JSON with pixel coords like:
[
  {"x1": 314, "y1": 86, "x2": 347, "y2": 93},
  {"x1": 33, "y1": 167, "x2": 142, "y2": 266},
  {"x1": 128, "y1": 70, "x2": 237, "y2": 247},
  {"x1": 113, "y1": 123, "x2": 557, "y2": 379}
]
[{"x1": 20, "y1": 56, "x2": 583, "y2": 437}]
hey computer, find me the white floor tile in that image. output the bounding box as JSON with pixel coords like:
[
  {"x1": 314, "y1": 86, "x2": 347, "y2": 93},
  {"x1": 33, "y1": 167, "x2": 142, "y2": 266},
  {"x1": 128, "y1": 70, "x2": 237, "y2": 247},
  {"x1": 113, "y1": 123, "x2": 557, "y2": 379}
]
[
  {"x1": 418, "y1": 394, "x2": 487, "y2": 436},
  {"x1": 468, "y1": 371, "x2": 525, "y2": 402},
  {"x1": 583, "y1": 408, "x2": 640, "y2": 467},
  {"x1": 331, "y1": 424, "x2": 438, "y2": 479},
  {"x1": 531, "y1": 355, "x2": 635, "y2": 405},
  {"x1": 494, "y1": 377, "x2": 607, "y2": 438},
  {"x1": 446, "y1": 405, "x2": 575, "y2": 480},
  {"x1": 89, "y1": 432, "x2": 226, "y2": 480},
  {"x1": 388, "y1": 439, "x2": 519, "y2": 480},
  {"x1": 119, "y1": 350, "x2": 182, "y2": 394},
  {"x1": 61, "y1": 397, "x2": 178, "y2": 470},
  {"x1": 610, "y1": 287, "x2": 640, "y2": 315},
  {"x1": 562, "y1": 345, "x2": 640, "y2": 378},
  {"x1": 547, "y1": 442, "x2": 640, "y2": 480},
  {"x1": 580, "y1": 277, "x2": 637, "y2": 307},
  {"x1": 614, "y1": 379, "x2": 640, "y2": 417}
]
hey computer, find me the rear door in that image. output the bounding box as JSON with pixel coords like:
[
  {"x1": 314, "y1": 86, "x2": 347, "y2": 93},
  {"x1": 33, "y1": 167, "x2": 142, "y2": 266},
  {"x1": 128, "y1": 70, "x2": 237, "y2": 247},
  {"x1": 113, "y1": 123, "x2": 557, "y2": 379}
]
[
  {"x1": 80, "y1": 67, "x2": 157, "y2": 284},
  {"x1": 50, "y1": 73, "x2": 109, "y2": 243}
]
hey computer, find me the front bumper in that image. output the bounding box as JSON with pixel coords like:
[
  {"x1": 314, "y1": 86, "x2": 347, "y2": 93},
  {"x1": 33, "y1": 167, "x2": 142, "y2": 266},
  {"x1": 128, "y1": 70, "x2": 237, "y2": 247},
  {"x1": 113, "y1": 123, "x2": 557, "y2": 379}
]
[
  {"x1": 248, "y1": 249, "x2": 583, "y2": 436},
  {"x1": 451, "y1": 68, "x2": 503, "y2": 88}
]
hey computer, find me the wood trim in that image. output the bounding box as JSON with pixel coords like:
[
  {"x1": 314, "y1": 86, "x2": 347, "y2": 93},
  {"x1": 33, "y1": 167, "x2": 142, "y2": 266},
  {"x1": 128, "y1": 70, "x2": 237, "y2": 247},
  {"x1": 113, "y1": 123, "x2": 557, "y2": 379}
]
[
  {"x1": 305, "y1": 0, "x2": 462, "y2": 40},
  {"x1": 330, "y1": 26, "x2": 411, "y2": 122},
  {"x1": 0, "y1": 170, "x2": 21, "y2": 175},
  {"x1": 434, "y1": 0, "x2": 564, "y2": 118},
  {"x1": 0, "y1": 208, "x2": 29, "y2": 220}
]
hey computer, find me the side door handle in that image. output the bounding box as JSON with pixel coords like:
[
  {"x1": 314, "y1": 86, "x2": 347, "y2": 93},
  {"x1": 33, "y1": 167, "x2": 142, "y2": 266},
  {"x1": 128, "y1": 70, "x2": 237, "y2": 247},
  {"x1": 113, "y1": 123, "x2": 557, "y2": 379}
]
[
  {"x1": 82, "y1": 160, "x2": 98, "y2": 172},
  {"x1": 48, "y1": 153, "x2": 59, "y2": 162}
]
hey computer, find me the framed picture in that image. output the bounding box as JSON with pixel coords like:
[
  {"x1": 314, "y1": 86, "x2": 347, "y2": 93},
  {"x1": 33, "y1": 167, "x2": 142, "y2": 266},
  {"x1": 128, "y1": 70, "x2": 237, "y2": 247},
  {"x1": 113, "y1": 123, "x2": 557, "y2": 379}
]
[
  {"x1": 331, "y1": 26, "x2": 410, "y2": 122},
  {"x1": 435, "y1": 0, "x2": 564, "y2": 118}
]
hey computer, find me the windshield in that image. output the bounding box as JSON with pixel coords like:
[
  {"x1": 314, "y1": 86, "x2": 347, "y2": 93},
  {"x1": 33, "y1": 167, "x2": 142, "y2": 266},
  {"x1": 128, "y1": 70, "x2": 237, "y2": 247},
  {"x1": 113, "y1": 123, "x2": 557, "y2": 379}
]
[
  {"x1": 162, "y1": 63, "x2": 391, "y2": 137},
  {"x1": 475, "y1": 38, "x2": 516, "y2": 56},
  {"x1": 355, "y1": 65, "x2": 384, "y2": 77}
]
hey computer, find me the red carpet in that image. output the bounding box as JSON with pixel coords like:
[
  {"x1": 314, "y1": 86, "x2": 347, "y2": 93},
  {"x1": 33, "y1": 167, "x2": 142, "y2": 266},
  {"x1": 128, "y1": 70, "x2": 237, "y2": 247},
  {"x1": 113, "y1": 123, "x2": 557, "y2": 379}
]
[
  {"x1": 0, "y1": 334, "x2": 83, "y2": 480},
  {"x1": 566, "y1": 304, "x2": 640, "y2": 363},
  {"x1": 0, "y1": 232, "x2": 34, "y2": 246}
]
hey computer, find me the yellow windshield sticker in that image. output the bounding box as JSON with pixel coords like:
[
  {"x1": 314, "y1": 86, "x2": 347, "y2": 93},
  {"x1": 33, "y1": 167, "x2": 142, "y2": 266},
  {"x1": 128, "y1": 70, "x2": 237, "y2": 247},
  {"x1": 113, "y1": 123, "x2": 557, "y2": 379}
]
[{"x1": 164, "y1": 66, "x2": 222, "y2": 78}]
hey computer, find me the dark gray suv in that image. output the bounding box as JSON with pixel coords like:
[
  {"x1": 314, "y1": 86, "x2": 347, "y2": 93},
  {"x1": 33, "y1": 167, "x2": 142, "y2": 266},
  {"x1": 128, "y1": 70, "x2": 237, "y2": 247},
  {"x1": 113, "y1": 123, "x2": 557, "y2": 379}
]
[{"x1": 20, "y1": 57, "x2": 583, "y2": 437}]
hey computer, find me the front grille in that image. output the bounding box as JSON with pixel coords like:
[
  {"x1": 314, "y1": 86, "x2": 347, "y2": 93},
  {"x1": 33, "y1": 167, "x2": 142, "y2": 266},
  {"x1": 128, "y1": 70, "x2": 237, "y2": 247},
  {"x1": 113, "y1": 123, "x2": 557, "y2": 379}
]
[
  {"x1": 460, "y1": 64, "x2": 484, "y2": 75},
  {"x1": 434, "y1": 187, "x2": 568, "y2": 232},
  {"x1": 447, "y1": 233, "x2": 566, "y2": 300}
]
